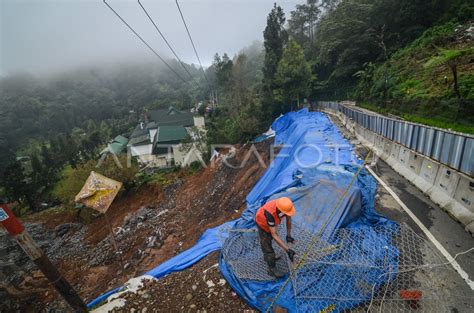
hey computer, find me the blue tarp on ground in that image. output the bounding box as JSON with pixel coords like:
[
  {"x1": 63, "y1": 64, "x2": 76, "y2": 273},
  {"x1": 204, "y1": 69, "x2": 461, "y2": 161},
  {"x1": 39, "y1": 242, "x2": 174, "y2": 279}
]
[
  {"x1": 219, "y1": 110, "x2": 395, "y2": 312},
  {"x1": 88, "y1": 110, "x2": 395, "y2": 311}
]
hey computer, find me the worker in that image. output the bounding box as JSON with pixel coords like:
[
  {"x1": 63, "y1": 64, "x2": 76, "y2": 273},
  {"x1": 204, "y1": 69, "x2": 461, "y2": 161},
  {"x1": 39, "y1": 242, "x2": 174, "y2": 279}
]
[{"x1": 255, "y1": 197, "x2": 296, "y2": 278}]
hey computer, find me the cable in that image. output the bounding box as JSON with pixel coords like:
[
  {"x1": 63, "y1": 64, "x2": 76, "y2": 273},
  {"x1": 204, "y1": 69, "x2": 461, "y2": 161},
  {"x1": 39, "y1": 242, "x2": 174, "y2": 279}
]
[
  {"x1": 175, "y1": 0, "x2": 211, "y2": 90},
  {"x1": 366, "y1": 247, "x2": 474, "y2": 312},
  {"x1": 137, "y1": 0, "x2": 196, "y2": 82},
  {"x1": 265, "y1": 150, "x2": 373, "y2": 312},
  {"x1": 103, "y1": 0, "x2": 188, "y2": 85}
]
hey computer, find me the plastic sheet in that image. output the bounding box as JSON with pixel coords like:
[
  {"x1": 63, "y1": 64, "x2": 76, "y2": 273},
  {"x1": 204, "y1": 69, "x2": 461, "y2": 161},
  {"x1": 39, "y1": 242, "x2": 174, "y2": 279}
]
[
  {"x1": 88, "y1": 110, "x2": 395, "y2": 312},
  {"x1": 220, "y1": 110, "x2": 395, "y2": 312}
]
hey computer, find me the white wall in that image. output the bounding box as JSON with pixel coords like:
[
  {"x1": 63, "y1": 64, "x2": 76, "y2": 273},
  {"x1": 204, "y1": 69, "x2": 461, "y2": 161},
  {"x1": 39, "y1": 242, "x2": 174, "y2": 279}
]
[
  {"x1": 149, "y1": 129, "x2": 157, "y2": 142},
  {"x1": 173, "y1": 144, "x2": 203, "y2": 167},
  {"x1": 130, "y1": 144, "x2": 152, "y2": 157},
  {"x1": 193, "y1": 116, "x2": 205, "y2": 127}
]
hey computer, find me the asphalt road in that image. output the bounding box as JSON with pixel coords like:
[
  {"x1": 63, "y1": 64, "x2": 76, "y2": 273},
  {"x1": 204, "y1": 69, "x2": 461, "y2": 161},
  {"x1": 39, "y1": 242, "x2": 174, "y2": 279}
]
[{"x1": 330, "y1": 115, "x2": 474, "y2": 311}]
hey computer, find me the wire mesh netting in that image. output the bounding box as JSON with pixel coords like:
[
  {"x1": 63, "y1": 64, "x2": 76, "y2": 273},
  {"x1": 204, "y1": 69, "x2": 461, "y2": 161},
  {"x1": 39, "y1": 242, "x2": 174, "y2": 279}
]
[{"x1": 221, "y1": 222, "x2": 473, "y2": 312}]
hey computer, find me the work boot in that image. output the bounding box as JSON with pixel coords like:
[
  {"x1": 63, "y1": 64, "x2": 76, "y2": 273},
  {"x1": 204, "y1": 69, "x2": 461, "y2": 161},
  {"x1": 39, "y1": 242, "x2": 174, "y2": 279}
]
[{"x1": 268, "y1": 266, "x2": 286, "y2": 278}]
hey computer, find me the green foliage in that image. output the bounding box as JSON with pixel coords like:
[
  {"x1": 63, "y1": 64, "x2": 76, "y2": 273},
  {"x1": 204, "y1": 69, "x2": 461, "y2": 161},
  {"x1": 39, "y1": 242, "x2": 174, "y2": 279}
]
[
  {"x1": 309, "y1": 0, "x2": 467, "y2": 97},
  {"x1": 424, "y1": 48, "x2": 474, "y2": 69},
  {"x1": 274, "y1": 40, "x2": 313, "y2": 108},
  {"x1": 0, "y1": 61, "x2": 204, "y2": 182},
  {"x1": 207, "y1": 100, "x2": 264, "y2": 144},
  {"x1": 52, "y1": 155, "x2": 139, "y2": 204},
  {"x1": 288, "y1": 1, "x2": 320, "y2": 53},
  {"x1": 262, "y1": 3, "x2": 288, "y2": 120},
  {"x1": 213, "y1": 53, "x2": 234, "y2": 94},
  {"x1": 359, "y1": 101, "x2": 474, "y2": 134}
]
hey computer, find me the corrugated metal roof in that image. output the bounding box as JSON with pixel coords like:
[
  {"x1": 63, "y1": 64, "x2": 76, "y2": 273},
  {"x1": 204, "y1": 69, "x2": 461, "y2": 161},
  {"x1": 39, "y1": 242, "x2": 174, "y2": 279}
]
[
  {"x1": 128, "y1": 134, "x2": 150, "y2": 146},
  {"x1": 156, "y1": 126, "x2": 188, "y2": 143},
  {"x1": 149, "y1": 107, "x2": 194, "y2": 127},
  {"x1": 114, "y1": 135, "x2": 128, "y2": 145}
]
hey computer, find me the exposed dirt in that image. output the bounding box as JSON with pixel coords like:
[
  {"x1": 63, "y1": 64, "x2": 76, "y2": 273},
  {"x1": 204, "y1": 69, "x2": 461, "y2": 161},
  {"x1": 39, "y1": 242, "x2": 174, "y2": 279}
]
[
  {"x1": 1, "y1": 141, "x2": 272, "y2": 312},
  {"x1": 109, "y1": 252, "x2": 253, "y2": 313}
]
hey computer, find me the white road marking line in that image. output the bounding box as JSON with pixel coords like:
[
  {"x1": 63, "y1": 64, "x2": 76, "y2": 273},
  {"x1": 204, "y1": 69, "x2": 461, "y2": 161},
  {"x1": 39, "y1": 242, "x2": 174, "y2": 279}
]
[{"x1": 366, "y1": 165, "x2": 474, "y2": 290}]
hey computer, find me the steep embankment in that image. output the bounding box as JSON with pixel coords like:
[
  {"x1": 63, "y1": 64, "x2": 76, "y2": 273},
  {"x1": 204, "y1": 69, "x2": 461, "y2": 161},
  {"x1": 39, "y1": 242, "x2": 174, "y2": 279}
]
[
  {"x1": 358, "y1": 21, "x2": 474, "y2": 133},
  {"x1": 1, "y1": 141, "x2": 272, "y2": 312}
]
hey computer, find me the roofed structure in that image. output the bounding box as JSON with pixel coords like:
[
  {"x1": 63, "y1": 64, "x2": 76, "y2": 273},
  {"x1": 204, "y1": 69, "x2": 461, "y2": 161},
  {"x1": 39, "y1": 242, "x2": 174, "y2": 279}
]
[{"x1": 148, "y1": 106, "x2": 194, "y2": 127}]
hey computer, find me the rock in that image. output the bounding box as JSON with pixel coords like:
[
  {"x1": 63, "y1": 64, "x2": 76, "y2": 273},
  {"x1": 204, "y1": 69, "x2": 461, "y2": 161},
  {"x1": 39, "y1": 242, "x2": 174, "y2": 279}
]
[
  {"x1": 192, "y1": 284, "x2": 197, "y2": 291},
  {"x1": 186, "y1": 293, "x2": 193, "y2": 301},
  {"x1": 54, "y1": 223, "x2": 78, "y2": 237},
  {"x1": 218, "y1": 279, "x2": 226, "y2": 286},
  {"x1": 190, "y1": 304, "x2": 196, "y2": 309},
  {"x1": 206, "y1": 280, "x2": 215, "y2": 288}
]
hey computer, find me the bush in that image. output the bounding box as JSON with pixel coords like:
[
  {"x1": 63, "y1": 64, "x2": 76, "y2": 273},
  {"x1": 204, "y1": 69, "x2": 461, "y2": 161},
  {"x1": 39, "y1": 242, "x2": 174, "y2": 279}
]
[{"x1": 52, "y1": 154, "x2": 139, "y2": 204}]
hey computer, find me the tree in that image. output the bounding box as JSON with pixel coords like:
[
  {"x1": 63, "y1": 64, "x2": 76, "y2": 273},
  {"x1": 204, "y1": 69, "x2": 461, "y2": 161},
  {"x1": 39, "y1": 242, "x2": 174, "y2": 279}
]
[
  {"x1": 288, "y1": 0, "x2": 321, "y2": 52},
  {"x1": 353, "y1": 62, "x2": 376, "y2": 99},
  {"x1": 262, "y1": 3, "x2": 288, "y2": 119},
  {"x1": 213, "y1": 53, "x2": 234, "y2": 97},
  {"x1": 274, "y1": 41, "x2": 313, "y2": 111},
  {"x1": 424, "y1": 48, "x2": 473, "y2": 99},
  {"x1": 424, "y1": 47, "x2": 474, "y2": 119},
  {"x1": 3, "y1": 160, "x2": 37, "y2": 211}
]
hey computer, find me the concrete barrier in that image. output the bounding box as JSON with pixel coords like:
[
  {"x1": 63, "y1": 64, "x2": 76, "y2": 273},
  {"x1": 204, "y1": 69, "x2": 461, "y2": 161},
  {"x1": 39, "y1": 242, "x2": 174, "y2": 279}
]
[
  {"x1": 429, "y1": 165, "x2": 460, "y2": 206},
  {"x1": 374, "y1": 134, "x2": 385, "y2": 156},
  {"x1": 397, "y1": 150, "x2": 423, "y2": 182},
  {"x1": 386, "y1": 141, "x2": 400, "y2": 167},
  {"x1": 324, "y1": 108, "x2": 474, "y2": 235},
  {"x1": 452, "y1": 176, "x2": 474, "y2": 233},
  {"x1": 413, "y1": 158, "x2": 439, "y2": 193}
]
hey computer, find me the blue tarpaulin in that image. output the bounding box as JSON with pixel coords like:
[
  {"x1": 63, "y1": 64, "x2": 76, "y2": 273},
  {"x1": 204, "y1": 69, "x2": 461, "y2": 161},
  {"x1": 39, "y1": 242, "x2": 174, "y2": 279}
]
[{"x1": 88, "y1": 110, "x2": 396, "y2": 311}]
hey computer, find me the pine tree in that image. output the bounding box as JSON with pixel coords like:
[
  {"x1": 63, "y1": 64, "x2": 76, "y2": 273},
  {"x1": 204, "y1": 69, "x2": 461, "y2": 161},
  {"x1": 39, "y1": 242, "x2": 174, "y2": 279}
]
[{"x1": 262, "y1": 4, "x2": 288, "y2": 119}]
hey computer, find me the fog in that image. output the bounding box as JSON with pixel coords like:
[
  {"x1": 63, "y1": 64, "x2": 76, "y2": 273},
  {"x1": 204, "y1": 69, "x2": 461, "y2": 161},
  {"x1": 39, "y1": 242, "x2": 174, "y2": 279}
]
[{"x1": 1, "y1": 0, "x2": 302, "y2": 76}]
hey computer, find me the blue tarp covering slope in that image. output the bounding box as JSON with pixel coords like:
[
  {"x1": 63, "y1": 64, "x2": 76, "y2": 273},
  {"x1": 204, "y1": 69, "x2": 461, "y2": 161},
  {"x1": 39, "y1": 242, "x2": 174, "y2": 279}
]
[
  {"x1": 88, "y1": 110, "x2": 395, "y2": 311},
  {"x1": 220, "y1": 110, "x2": 396, "y2": 312}
]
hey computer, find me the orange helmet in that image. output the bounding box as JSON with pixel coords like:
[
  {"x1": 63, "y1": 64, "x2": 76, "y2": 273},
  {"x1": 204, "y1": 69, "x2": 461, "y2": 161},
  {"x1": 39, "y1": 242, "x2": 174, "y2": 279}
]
[{"x1": 276, "y1": 197, "x2": 295, "y2": 216}]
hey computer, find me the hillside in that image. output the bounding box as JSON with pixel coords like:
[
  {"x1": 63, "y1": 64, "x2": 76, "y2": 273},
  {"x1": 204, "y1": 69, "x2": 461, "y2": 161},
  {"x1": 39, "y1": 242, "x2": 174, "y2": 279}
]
[
  {"x1": 357, "y1": 21, "x2": 474, "y2": 133},
  {"x1": 0, "y1": 142, "x2": 271, "y2": 311}
]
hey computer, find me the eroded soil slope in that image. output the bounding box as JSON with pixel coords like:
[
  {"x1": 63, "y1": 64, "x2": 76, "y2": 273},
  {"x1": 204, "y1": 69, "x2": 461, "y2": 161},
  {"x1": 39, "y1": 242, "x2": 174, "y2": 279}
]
[{"x1": 0, "y1": 141, "x2": 272, "y2": 312}]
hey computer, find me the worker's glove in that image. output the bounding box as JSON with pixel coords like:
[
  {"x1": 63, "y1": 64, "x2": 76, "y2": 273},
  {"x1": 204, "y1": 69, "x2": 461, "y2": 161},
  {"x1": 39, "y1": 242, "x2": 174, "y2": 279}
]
[
  {"x1": 287, "y1": 249, "x2": 296, "y2": 262},
  {"x1": 286, "y1": 235, "x2": 295, "y2": 243}
]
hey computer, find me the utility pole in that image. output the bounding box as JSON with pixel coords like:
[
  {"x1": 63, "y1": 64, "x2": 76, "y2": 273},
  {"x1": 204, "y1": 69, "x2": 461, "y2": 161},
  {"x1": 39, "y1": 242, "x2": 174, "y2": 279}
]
[{"x1": 0, "y1": 203, "x2": 87, "y2": 312}]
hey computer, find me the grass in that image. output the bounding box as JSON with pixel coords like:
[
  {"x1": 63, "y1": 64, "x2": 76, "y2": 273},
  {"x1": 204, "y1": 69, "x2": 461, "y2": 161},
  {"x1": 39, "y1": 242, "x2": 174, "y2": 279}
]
[
  {"x1": 139, "y1": 162, "x2": 203, "y2": 187},
  {"x1": 356, "y1": 21, "x2": 474, "y2": 134},
  {"x1": 401, "y1": 114, "x2": 474, "y2": 134},
  {"x1": 358, "y1": 102, "x2": 474, "y2": 134}
]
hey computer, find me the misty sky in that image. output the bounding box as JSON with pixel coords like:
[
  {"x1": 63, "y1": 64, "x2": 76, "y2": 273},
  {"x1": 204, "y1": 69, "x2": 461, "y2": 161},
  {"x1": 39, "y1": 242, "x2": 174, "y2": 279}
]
[{"x1": 1, "y1": 0, "x2": 303, "y2": 76}]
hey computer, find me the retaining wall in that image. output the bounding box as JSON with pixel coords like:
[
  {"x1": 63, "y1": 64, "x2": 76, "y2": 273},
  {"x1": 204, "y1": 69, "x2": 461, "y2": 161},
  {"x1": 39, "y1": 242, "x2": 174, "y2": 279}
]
[{"x1": 319, "y1": 105, "x2": 474, "y2": 235}]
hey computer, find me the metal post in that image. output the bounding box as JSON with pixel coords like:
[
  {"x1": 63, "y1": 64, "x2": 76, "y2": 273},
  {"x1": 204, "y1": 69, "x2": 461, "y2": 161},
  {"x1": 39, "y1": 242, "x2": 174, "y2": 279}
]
[{"x1": 0, "y1": 204, "x2": 87, "y2": 312}]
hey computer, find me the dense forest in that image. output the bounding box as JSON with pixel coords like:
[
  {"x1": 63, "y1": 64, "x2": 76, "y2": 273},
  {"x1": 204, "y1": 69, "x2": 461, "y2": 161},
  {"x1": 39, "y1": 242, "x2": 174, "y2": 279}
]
[{"x1": 1, "y1": 0, "x2": 472, "y2": 213}]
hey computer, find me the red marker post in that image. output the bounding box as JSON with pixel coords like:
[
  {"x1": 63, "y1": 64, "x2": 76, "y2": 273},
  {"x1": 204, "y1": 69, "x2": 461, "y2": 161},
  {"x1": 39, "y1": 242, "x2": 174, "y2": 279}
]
[{"x1": 0, "y1": 204, "x2": 87, "y2": 312}]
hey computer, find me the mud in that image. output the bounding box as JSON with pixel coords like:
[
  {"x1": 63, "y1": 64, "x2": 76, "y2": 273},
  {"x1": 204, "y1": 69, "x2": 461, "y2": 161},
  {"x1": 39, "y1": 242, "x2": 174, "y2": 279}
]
[{"x1": 0, "y1": 140, "x2": 272, "y2": 312}]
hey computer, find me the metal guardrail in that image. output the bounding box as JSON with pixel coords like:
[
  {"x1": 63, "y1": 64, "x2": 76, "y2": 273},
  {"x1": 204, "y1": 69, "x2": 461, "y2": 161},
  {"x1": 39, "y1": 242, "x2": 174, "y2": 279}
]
[{"x1": 317, "y1": 101, "x2": 474, "y2": 177}]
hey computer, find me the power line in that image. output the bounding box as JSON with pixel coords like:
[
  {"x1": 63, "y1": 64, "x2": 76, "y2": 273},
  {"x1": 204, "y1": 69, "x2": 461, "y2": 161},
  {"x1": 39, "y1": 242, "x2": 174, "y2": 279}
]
[
  {"x1": 103, "y1": 0, "x2": 188, "y2": 85},
  {"x1": 175, "y1": 0, "x2": 211, "y2": 89},
  {"x1": 137, "y1": 0, "x2": 196, "y2": 82}
]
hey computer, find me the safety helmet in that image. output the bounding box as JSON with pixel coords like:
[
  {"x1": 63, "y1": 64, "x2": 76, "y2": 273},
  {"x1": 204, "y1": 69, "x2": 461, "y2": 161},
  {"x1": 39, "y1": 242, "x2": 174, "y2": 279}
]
[{"x1": 276, "y1": 197, "x2": 295, "y2": 216}]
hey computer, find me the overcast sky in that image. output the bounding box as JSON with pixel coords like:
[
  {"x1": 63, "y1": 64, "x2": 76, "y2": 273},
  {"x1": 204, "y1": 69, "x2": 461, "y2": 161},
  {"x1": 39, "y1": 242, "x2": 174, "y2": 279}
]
[{"x1": 1, "y1": 0, "x2": 303, "y2": 76}]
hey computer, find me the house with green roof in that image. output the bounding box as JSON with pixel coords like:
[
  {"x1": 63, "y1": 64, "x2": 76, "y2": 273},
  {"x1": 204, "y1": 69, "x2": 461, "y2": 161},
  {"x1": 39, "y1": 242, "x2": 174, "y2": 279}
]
[
  {"x1": 100, "y1": 135, "x2": 129, "y2": 156},
  {"x1": 128, "y1": 106, "x2": 205, "y2": 167}
]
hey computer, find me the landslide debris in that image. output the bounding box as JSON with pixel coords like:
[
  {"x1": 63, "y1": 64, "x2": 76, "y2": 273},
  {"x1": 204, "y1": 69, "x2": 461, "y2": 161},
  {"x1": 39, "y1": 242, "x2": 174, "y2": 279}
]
[{"x1": 1, "y1": 140, "x2": 272, "y2": 312}]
